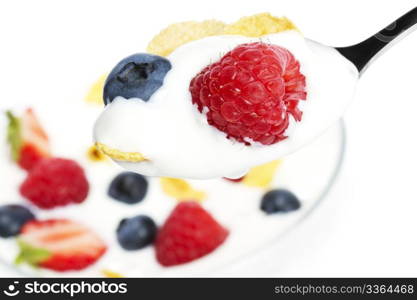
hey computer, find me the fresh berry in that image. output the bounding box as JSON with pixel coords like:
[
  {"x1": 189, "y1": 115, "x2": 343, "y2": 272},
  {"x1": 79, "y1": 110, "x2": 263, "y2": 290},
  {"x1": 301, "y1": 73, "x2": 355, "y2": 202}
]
[
  {"x1": 104, "y1": 53, "x2": 171, "y2": 104},
  {"x1": 155, "y1": 202, "x2": 229, "y2": 266},
  {"x1": 16, "y1": 219, "x2": 106, "y2": 271},
  {"x1": 223, "y1": 176, "x2": 245, "y2": 182},
  {"x1": 108, "y1": 172, "x2": 148, "y2": 204},
  {"x1": 6, "y1": 109, "x2": 51, "y2": 171},
  {"x1": 20, "y1": 158, "x2": 89, "y2": 209},
  {"x1": 189, "y1": 42, "x2": 306, "y2": 145},
  {"x1": 260, "y1": 189, "x2": 301, "y2": 214},
  {"x1": 116, "y1": 215, "x2": 157, "y2": 250},
  {"x1": 0, "y1": 205, "x2": 35, "y2": 238}
]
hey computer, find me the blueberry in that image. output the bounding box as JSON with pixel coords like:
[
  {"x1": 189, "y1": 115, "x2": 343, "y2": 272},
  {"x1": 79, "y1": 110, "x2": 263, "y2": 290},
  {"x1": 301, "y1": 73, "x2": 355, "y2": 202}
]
[
  {"x1": 0, "y1": 205, "x2": 35, "y2": 238},
  {"x1": 103, "y1": 53, "x2": 171, "y2": 104},
  {"x1": 260, "y1": 189, "x2": 301, "y2": 214},
  {"x1": 108, "y1": 172, "x2": 148, "y2": 204},
  {"x1": 116, "y1": 215, "x2": 157, "y2": 250}
]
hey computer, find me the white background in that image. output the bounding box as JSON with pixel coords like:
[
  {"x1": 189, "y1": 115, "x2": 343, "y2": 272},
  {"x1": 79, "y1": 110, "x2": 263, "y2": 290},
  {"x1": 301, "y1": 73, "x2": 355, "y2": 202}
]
[{"x1": 0, "y1": 0, "x2": 416, "y2": 276}]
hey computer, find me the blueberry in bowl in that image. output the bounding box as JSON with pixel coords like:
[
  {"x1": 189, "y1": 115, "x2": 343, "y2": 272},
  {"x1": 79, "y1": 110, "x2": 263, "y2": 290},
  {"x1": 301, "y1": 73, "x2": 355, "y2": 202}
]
[
  {"x1": 260, "y1": 189, "x2": 301, "y2": 214},
  {"x1": 116, "y1": 215, "x2": 157, "y2": 250},
  {"x1": 108, "y1": 172, "x2": 149, "y2": 204},
  {"x1": 0, "y1": 205, "x2": 35, "y2": 238}
]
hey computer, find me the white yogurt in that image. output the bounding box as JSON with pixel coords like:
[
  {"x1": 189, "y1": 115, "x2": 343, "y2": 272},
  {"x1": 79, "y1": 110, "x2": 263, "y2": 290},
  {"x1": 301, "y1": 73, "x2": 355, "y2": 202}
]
[
  {"x1": 0, "y1": 109, "x2": 345, "y2": 277},
  {"x1": 94, "y1": 30, "x2": 358, "y2": 179}
]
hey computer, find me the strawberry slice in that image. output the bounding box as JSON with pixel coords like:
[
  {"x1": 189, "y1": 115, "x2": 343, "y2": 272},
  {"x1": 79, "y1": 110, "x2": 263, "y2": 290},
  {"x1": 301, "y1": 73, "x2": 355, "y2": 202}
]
[
  {"x1": 16, "y1": 219, "x2": 106, "y2": 271},
  {"x1": 6, "y1": 108, "x2": 51, "y2": 171},
  {"x1": 155, "y1": 202, "x2": 229, "y2": 266}
]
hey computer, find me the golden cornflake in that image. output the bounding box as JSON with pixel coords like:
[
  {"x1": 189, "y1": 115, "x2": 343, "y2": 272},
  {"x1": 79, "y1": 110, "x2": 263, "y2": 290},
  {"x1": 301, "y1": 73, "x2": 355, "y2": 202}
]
[{"x1": 160, "y1": 177, "x2": 206, "y2": 202}]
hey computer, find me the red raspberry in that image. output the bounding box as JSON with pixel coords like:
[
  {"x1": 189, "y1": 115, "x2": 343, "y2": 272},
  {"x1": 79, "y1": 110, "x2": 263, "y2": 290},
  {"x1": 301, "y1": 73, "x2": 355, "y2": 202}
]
[
  {"x1": 20, "y1": 158, "x2": 89, "y2": 209},
  {"x1": 155, "y1": 202, "x2": 229, "y2": 266},
  {"x1": 189, "y1": 42, "x2": 306, "y2": 145}
]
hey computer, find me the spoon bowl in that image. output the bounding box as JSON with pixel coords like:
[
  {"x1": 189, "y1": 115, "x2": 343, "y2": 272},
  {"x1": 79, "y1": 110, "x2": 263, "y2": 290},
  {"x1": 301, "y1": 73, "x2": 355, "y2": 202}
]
[{"x1": 94, "y1": 7, "x2": 417, "y2": 179}]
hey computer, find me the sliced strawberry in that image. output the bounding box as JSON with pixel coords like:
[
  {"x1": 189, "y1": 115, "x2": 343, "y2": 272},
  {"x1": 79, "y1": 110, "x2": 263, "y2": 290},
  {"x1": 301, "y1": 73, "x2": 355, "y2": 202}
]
[
  {"x1": 6, "y1": 109, "x2": 51, "y2": 171},
  {"x1": 16, "y1": 219, "x2": 106, "y2": 271}
]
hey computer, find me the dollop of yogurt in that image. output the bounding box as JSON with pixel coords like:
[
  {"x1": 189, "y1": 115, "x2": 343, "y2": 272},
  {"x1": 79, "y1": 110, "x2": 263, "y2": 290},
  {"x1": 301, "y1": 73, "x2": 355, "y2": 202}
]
[{"x1": 94, "y1": 30, "x2": 358, "y2": 179}]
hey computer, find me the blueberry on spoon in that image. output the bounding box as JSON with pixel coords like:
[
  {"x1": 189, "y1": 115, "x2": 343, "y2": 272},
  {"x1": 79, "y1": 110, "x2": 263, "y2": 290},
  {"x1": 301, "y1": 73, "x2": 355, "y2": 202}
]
[{"x1": 104, "y1": 53, "x2": 171, "y2": 104}]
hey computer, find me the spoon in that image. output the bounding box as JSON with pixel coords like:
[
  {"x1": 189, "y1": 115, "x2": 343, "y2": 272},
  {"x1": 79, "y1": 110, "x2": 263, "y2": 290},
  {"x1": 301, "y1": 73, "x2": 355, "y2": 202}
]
[
  {"x1": 94, "y1": 7, "x2": 417, "y2": 179},
  {"x1": 337, "y1": 7, "x2": 417, "y2": 73}
]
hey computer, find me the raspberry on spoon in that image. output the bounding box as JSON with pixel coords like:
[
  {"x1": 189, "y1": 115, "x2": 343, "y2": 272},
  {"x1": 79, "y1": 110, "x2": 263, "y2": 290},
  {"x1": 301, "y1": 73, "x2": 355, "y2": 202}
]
[{"x1": 189, "y1": 42, "x2": 306, "y2": 145}]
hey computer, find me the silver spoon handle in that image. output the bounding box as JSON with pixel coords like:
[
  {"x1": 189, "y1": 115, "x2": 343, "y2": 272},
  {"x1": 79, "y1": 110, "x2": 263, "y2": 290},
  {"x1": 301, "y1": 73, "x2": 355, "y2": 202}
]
[{"x1": 336, "y1": 7, "x2": 417, "y2": 72}]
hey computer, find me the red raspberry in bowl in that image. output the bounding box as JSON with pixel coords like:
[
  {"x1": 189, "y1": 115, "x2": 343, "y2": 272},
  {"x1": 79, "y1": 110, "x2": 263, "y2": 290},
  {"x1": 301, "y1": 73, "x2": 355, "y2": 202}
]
[
  {"x1": 20, "y1": 158, "x2": 89, "y2": 209},
  {"x1": 189, "y1": 42, "x2": 306, "y2": 145}
]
